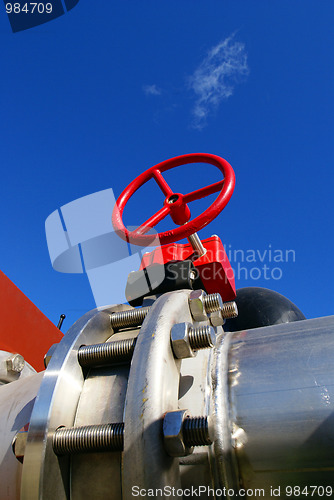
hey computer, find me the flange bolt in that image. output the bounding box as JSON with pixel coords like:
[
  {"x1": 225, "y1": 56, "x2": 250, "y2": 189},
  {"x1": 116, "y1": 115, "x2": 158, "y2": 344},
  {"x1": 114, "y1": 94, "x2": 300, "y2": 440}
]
[
  {"x1": 78, "y1": 338, "x2": 137, "y2": 367},
  {"x1": 189, "y1": 290, "x2": 238, "y2": 323},
  {"x1": 53, "y1": 423, "x2": 124, "y2": 455},
  {"x1": 171, "y1": 323, "x2": 216, "y2": 359},
  {"x1": 6, "y1": 354, "x2": 25, "y2": 374},
  {"x1": 163, "y1": 410, "x2": 212, "y2": 457},
  {"x1": 110, "y1": 306, "x2": 150, "y2": 330}
]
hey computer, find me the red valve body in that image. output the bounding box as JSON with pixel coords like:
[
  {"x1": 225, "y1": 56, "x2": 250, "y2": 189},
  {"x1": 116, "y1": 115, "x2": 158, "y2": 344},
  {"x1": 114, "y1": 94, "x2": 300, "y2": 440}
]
[{"x1": 140, "y1": 235, "x2": 236, "y2": 301}]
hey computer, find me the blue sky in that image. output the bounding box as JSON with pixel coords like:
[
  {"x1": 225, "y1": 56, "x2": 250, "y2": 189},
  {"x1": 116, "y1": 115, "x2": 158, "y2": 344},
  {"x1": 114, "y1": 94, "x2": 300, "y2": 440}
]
[{"x1": 0, "y1": 1, "x2": 333, "y2": 330}]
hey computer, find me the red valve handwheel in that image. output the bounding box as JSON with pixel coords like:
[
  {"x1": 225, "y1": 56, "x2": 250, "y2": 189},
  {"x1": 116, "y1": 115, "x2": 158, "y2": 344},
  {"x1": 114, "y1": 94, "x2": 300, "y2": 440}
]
[{"x1": 112, "y1": 153, "x2": 235, "y2": 246}]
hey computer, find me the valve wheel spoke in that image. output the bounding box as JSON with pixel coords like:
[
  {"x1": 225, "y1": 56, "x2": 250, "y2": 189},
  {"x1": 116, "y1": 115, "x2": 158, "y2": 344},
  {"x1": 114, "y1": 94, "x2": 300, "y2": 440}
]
[
  {"x1": 183, "y1": 180, "x2": 225, "y2": 203},
  {"x1": 134, "y1": 205, "x2": 171, "y2": 236},
  {"x1": 152, "y1": 169, "x2": 174, "y2": 197}
]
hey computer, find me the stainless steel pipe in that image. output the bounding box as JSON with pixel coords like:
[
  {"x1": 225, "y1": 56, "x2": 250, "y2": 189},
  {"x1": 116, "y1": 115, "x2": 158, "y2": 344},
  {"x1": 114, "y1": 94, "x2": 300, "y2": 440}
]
[{"x1": 226, "y1": 315, "x2": 334, "y2": 496}]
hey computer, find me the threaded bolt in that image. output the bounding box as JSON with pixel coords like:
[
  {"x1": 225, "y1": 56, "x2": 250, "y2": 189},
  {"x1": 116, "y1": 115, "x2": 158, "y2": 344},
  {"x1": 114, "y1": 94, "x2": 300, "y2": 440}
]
[
  {"x1": 189, "y1": 291, "x2": 225, "y2": 322},
  {"x1": 188, "y1": 325, "x2": 215, "y2": 350},
  {"x1": 110, "y1": 306, "x2": 150, "y2": 330},
  {"x1": 171, "y1": 323, "x2": 216, "y2": 359},
  {"x1": 78, "y1": 338, "x2": 137, "y2": 367},
  {"x1": 221, "y1": 301, "x2": 238, "y2": 319},
  {"x1": 163, "y1": 410, "x2": 212, "y2": 457},
  {"x1": 183, "y1": 416, "x2": 212, "y2": 447},
  {"x1": 6, "y1": 354, "x2": 25, "y2": 374},
  {"x1": 53, "y1": 423, "x2": 124, "y2": 455},
  {"x1": 203, "y1": 293, "x2": 223, "y2": 313},
  {"x1": 204, "y1": 294, "x2": 238, "y2": 319}
]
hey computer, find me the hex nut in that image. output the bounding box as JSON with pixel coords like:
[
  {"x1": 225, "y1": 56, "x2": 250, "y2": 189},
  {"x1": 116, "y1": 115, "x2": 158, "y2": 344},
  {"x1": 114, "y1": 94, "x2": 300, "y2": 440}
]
[
  {"x1": 163, "y1": 410, "x2": 193, "y2": 457},
  {"x1": 208, "y1": 310, "x2": 225, "y2": 327},
  {"x1": 171, "y1": 323, "x2": 196, "y2": 359},
  {"x1": 188, "y1": 290, "x2": 208, "y2": 322},
  {"x1": 6, "y1": 354, "x2": 25, "y2": 374}
]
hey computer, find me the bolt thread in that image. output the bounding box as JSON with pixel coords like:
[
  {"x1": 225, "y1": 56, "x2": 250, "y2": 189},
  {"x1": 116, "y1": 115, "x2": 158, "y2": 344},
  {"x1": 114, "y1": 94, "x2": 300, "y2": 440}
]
[
  {"x1": 78, "y1": 338, "x2": 137, "y2": 367},
  {"x1": 53, "y1": 423, "x2": 124, "y2": 455},
  {"x1": 188, "y1": 326, "x2": 215, "y2": 350},
  {"x1": 221, "y1": 301, "x2": 238, "y2": 319},
  {"x1": 183, "y1": 417, "x2": 212, "y2": 447},
  {"x1": 203, "y1": 293, "x2": 223, "y2": 313},
  {"x1": 110, "y1": 307, "x2": 150, "y2": 329}
]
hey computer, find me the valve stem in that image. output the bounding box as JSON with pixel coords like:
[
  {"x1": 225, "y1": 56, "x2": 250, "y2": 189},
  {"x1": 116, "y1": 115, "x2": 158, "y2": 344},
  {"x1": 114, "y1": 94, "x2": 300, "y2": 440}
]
[{"x1": 187, "y1": 233, "x2": 206, "y2": 258}]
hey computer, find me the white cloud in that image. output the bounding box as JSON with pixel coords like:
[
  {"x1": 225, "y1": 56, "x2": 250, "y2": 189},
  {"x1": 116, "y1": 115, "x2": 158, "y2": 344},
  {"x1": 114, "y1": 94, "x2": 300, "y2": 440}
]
[
  {"x1": 189, "y1": 34, "x2": 249, "y2": 129},
  {"x1": 143, "y1": 84, "x2": 162, "y2": 96}
]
